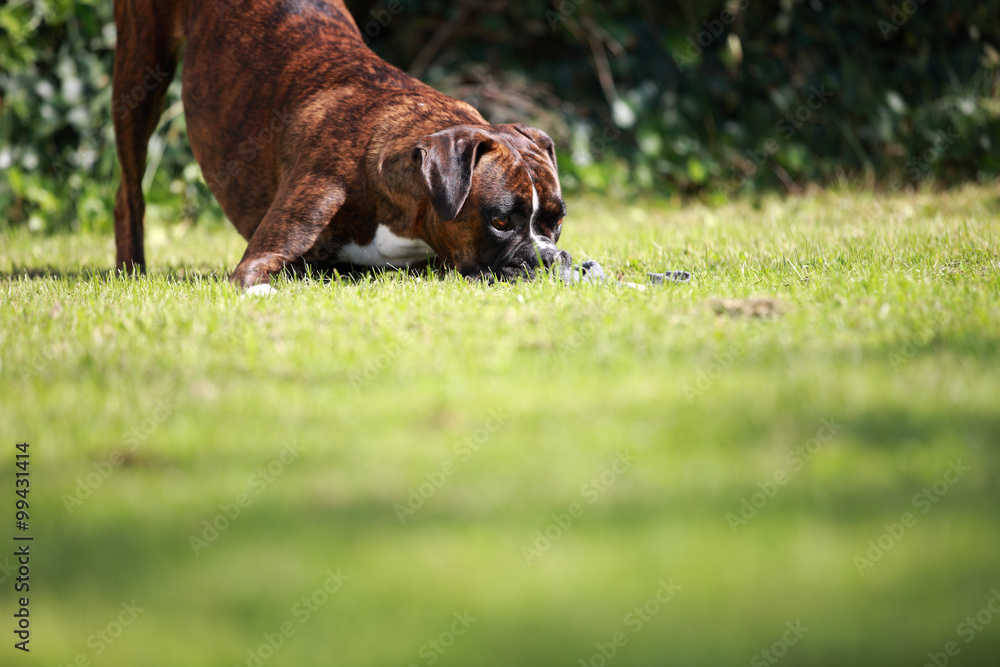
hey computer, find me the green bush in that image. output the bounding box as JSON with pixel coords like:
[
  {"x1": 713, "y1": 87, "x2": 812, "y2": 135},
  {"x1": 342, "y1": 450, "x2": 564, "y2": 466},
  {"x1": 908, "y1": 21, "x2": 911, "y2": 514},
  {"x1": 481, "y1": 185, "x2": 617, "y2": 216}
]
[
  {"x1": 1, "y1": 0, "x2": 998, "y2": 232},
  {"x1": 0, "y1": 0, "x2": 206, "y2": 233}
]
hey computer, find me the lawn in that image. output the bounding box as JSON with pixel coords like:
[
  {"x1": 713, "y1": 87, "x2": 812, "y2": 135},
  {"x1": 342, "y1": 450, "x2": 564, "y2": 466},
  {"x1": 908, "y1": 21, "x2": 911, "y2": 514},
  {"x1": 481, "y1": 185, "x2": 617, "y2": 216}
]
[{"x1": 1, "y1": 185, "x2": 999, "y2": 666}]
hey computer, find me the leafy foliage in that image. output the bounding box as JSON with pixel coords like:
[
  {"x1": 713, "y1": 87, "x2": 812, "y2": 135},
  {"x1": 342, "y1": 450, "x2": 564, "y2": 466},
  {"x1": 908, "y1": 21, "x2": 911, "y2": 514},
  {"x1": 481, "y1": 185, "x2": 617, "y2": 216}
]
[{"x1": 1, "y1": 0, "x2": 998, "y2": 231}]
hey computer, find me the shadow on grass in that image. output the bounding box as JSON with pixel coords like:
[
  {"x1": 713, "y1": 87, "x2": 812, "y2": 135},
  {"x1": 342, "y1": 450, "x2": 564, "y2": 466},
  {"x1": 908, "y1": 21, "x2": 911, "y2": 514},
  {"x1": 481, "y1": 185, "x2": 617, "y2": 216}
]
[
  {"x1": 0, "y1": 262, "x2": 452, "y2": 285},
  {"x1": 40, "y1": 468, "x2": 1000, "y2": 591},
  {"x1": 36, "y1": 483, "x2": 1000, "y2": 667}
]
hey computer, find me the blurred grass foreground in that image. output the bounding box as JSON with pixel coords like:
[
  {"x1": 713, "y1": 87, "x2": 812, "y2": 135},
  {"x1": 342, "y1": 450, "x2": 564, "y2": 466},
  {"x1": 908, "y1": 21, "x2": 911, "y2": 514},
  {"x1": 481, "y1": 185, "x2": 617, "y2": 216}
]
[{"x1": 1, "y1": 187, "x2": 999, "y2": 665}]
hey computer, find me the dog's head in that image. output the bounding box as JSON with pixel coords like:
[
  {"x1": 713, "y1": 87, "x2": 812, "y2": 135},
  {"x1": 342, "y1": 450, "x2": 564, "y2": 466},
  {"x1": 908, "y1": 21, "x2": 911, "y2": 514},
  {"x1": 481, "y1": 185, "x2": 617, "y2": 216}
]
[{"x1": 412, "y1": 123, "x2": 570, "y2": 280}]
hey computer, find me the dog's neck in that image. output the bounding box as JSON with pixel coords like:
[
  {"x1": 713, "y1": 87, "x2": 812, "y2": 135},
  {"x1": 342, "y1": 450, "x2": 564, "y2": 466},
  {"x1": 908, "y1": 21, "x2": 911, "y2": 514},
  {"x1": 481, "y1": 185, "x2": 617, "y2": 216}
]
[{"x1": 367, "y1": 98, "x2": 485, "y2": 237}]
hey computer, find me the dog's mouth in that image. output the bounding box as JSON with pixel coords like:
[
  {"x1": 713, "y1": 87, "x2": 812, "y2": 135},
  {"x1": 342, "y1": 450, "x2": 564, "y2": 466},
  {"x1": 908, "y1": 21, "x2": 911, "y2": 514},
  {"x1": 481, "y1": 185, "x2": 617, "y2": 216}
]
[{"x1": 463, "y1": 242, "x2": 572, "y2": 282}]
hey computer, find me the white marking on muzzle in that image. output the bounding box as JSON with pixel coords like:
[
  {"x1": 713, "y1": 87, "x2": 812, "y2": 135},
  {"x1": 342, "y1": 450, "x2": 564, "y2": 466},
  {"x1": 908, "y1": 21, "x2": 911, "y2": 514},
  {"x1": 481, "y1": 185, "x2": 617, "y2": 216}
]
[{"x1": 529, "y1": 182, "x2": 555, "y2": 252}]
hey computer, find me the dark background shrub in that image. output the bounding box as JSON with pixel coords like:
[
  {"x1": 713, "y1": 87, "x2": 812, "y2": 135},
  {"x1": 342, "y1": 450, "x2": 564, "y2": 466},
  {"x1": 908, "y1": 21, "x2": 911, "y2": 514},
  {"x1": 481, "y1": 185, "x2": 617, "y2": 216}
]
[{"x1": 1, "y1": 0, "x2": 997, "y2": 231}]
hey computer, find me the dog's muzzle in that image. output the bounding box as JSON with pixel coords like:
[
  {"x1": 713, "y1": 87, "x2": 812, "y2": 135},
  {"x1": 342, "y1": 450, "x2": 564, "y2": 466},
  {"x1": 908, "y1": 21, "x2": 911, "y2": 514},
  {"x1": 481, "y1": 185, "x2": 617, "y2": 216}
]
[{"x1": 477, "y1": 238, "x2": 572, "y2": 282}]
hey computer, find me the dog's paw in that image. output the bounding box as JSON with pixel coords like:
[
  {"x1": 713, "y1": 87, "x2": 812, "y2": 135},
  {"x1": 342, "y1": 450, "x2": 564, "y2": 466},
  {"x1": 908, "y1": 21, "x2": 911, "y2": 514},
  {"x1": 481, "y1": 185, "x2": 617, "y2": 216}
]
[{"x1": 244, "y1": 283, "x2": 278, "y2": 297}]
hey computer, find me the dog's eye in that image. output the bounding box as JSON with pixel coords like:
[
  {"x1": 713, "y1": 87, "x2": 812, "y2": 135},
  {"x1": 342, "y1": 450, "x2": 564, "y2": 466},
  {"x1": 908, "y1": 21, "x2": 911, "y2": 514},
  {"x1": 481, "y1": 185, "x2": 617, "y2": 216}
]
[{"x1": 492, "y1": 215, "x2": 510, "y2": 230}]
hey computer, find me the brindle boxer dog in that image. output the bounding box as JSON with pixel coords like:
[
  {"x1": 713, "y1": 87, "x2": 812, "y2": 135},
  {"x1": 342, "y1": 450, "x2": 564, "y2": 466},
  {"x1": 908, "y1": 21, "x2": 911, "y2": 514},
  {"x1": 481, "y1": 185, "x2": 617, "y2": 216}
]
[{"x1": 112, "y1": 0, "x2": 571, "y2": 291}]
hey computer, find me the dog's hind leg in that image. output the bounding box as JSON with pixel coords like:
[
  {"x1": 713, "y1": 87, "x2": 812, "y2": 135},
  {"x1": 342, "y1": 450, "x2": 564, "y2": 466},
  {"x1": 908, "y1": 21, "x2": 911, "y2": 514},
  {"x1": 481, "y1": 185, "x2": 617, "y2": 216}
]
[{"x1": 111, "y1": 0, "x2": 185, "y2": 273}]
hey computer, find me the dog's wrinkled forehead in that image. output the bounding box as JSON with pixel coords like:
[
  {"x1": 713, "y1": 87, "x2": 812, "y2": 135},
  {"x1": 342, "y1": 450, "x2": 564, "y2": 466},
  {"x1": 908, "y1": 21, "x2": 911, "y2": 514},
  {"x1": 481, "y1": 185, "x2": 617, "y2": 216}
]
[
  {"x1": 478, "y1": 128, "x2": 564, "y2": 220},
  {"x1": 524, "y1": 151, "x2": 564, "y2": 224}
]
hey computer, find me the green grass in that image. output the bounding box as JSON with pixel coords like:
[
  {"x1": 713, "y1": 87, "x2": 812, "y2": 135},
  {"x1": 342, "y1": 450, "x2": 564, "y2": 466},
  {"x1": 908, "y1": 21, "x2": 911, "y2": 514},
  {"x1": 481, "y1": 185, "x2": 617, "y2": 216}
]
[{"x1": 2, "y1": 185, "x2": 999, "y2": 666}]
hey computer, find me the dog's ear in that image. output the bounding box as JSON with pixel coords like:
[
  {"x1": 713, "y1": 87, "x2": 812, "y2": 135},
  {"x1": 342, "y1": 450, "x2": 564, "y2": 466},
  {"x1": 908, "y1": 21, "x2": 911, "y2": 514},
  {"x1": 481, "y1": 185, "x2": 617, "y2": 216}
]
[
  {"x1": 512, "y1": 124, "x2": 557, "y2": 170},
  {"x1": 412, "y1": 127, "x2": 495, "y2": 221}
]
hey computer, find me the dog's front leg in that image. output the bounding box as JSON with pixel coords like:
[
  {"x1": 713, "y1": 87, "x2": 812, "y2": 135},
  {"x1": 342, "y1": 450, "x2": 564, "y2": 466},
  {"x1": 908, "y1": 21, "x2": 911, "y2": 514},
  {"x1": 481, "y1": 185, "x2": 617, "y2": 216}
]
[{"x1": 230, "y1": 175, "x2": 346, "y2": 290}]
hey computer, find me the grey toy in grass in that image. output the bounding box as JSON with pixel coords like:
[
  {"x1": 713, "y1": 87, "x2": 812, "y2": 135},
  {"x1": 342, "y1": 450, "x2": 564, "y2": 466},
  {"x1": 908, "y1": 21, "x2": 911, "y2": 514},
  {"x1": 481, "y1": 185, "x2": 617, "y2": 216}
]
[
  {"x1": 648, "y1": 270, "x2": 692, "y2": 284},
  {"x1": 560, "y1": 259, "x2": 607, "y2": 284},
  {"x1": 562, "y1": 260, "x2": 691, "y2": 286}
]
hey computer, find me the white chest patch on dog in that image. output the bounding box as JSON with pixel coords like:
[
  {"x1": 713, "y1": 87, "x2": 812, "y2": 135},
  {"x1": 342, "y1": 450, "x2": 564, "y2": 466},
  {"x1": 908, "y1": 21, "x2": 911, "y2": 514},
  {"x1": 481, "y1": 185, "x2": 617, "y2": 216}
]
[{"x1": 337, "y1": 225, "x2": 437, "y2": 267}]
